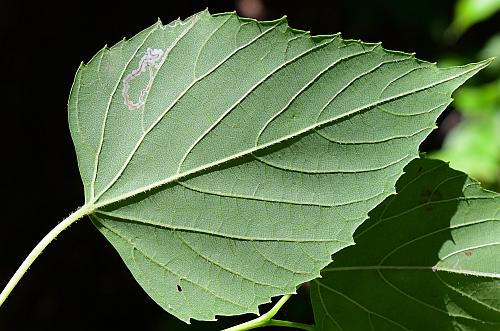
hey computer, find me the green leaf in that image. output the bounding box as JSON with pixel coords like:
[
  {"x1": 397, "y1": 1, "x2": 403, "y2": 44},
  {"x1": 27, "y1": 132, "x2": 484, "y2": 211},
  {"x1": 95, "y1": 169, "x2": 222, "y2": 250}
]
[
  {"x1": 68, "y1": 10, "x2": 488, "y2": 322},
  {"x1": 311, "y1": 158, "x2": 500, "y2": 331}
]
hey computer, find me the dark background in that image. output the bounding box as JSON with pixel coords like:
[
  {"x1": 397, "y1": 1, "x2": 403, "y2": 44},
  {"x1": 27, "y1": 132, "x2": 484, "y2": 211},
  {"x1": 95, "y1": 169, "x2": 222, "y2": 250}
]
[{"x1": 0, "y1": 0, "x2": 497, "y2": 330}]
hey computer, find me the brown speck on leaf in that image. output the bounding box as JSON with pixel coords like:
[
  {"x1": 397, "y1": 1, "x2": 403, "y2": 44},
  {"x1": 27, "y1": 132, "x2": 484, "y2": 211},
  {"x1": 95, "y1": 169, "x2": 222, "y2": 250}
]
[{"x1": 465, "y1": 250, "x2": 472, "y2": 256}]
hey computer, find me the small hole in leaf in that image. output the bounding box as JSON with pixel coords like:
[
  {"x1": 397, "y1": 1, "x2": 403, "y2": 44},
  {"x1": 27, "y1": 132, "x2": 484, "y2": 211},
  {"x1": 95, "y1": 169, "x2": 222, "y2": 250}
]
[{"x1": 176, "y1": 285, "x2": 182, "y2": 292}]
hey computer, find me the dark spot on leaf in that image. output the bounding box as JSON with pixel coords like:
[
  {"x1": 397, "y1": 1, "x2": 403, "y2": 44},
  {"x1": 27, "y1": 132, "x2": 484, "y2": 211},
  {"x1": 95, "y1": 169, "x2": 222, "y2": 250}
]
[
  {"x1": 420, "y1": 188, "x2": 444, "y2": 211},
  {"x1": 465, "y1": 250, "x2": 472, "y2": 256},
  {"x1": 176, "y1": 284, "x2": 182, "y2": 292},
  {"x1": 419, "y1": 189, "x2": 434, "y2": 211}
]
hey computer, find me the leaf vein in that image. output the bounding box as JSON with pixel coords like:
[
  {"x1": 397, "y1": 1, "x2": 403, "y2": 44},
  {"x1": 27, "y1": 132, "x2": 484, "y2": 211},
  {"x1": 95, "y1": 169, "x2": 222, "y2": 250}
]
[
  {"x1": 253, "y1": 153, "x2": 410, "y2": 174},
  {"x1": 315, "y1": 54, "x2": 413, "y2": 122},
  {"x1": 100, "y1": 220, "x2": 250, "y2": 310},
  {"x1": 90, "y1": 27, "x2": 158, "y2": 201},
  {"x1": 316, "y1": 280, "x2": 411, "y2": 330},
  {"x1": 177, "y1": 35, "x2": 340, "y2": 174},
  {"x1": 254, "y1": 46, "x2": 376, "y2": 145},
  {"x1": 94, "y1": 20, "x2": 282, "y2": 201},
  {"x1": 250, "y1": 241, "x2": 316, "y2": 276},
  {"x1": 313, "y1": 126, "x2": 433, "y2": 145},
  {"x1": 94, "y1": 210, "x2": 349, "y2": 243},
  {"x1": 435, "y1": 272, "x2": 500, "y2": 312},
  {"x1": 174, "y1": 231, "x2": 286, "y2": 290},
  {"x1": 377, "y1": 269, "x2": 487, "y2": 322}
]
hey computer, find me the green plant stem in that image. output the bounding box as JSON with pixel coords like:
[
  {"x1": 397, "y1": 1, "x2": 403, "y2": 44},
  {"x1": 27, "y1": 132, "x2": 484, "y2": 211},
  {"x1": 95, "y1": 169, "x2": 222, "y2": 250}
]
[
  {"x1": 0, "y1": 205, "x2": 91, "y2": 307},
  {"x1": 222, "y1": 294, "x2": 316, "y2": 331},
  {"x1": 266, "y1": 320, "x2": 317, "y2": 330}
]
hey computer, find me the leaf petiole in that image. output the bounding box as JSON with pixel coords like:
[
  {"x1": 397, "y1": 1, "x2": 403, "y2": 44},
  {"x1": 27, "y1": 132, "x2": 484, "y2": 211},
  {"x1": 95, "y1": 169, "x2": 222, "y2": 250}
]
[
  {"x1": 266, "y1": 320, "x2": 317, "y2": 331},
  {"x1": 223, "y1": 294, "x2": 317, "y2": 331},
  {"x1": 0, "y1": 205, "x2": 92, "y2": 307}
]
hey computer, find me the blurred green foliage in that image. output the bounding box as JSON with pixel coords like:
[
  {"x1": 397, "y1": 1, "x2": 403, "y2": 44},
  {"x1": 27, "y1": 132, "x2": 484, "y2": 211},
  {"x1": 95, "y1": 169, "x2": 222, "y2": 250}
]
[
  {"x1": 432, "y1": 6, "x2": 500, "y2": 191},
  {"x1": 447, "y1": 0, "x2": 500, "y2": 38},
  {"x1": 431, "y1": 106, "x2": 500, "y2": 186},
  {"x1": 480, "y1": 33, "x2": 500, "y2": 71}
]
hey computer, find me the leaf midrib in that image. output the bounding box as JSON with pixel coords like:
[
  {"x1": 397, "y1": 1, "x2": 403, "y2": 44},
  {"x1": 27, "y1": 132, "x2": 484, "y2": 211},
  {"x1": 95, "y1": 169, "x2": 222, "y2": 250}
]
[{"x1": 90, "y1": 62, "x2": 485, "y2": 210}]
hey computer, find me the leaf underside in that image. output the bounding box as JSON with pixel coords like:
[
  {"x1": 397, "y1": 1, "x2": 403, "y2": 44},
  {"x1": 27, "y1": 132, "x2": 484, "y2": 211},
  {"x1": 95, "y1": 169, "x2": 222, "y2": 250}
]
[
  {"x1": 311, "y1": 158, "x2": 500, "y2": 331},
  {"x1": 68, "y1": 10, "x2": 489, "y2": 322}
]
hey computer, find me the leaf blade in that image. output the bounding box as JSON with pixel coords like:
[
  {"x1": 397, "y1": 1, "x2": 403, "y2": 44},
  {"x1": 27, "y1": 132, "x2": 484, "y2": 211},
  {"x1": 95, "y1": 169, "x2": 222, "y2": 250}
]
[{"x1": 311, "y1": 158, "x2": 500, "y2": 330}]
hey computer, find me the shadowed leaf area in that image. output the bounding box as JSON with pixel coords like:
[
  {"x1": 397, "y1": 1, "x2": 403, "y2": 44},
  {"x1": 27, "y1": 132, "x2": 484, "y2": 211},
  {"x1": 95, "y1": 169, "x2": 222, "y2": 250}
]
[{"x1": 311, "y1": 158, "x2": 500, "y2": 331}]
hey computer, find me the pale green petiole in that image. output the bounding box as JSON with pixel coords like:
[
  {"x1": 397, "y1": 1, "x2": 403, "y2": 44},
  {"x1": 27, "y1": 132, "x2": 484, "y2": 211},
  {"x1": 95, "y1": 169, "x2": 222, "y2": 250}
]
[
  {"x1": 1, "y1": 209, "x2": 315, "y2": 331},
  {"x1": 223, "y1": 294, "x2": 317, "y2": 331},
  {"x1": 0, "y1": 205, "x2": 91, "y2": 307}
]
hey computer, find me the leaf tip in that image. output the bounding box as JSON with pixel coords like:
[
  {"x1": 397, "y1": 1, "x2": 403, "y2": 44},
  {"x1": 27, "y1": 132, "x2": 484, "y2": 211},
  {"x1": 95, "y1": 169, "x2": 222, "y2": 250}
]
[{"x1": 484, "y1": 56, "x2": 496, "y2": 66}]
